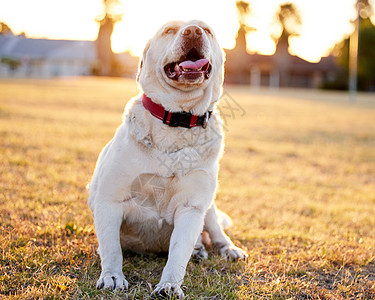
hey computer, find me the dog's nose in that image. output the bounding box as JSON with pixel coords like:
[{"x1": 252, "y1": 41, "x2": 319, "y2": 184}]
[{"x1": 182, "y1": 25, "x2": 203, "y2": 39}]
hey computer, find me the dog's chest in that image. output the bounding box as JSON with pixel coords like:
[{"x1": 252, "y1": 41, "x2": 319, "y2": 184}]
[
  {"x1": 122, "y1": 173, "x2": 175, "y2": 223},
  {"x1": 147, "y1": 125, "x2": 221, "y2": 178},
  {"x1": 119, "y1": 173, "x2": 175, "y2": 252}
]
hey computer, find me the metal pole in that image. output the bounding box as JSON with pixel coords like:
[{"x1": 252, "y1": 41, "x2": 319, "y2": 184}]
[{"x1": 349, "y1": 0, "x2": 360, "y2": 101}]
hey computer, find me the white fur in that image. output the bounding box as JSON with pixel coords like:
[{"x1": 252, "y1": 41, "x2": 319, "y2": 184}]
[{"x1": 88, "y1": 20, "x2": 247, "y2": 298}]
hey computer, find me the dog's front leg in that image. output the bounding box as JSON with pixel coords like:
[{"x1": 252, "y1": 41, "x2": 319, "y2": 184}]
[
  {"x1": 94, "y1": 200, "x2": 128, "y2": 290},
  {"x1": 153, "y1": 205, "x2": 204, "y2": 298}
]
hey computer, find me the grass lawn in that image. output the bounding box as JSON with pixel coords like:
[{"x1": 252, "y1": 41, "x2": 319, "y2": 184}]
[{"x1": 0, "y1": 77, "x2": 374, "y2": 299}]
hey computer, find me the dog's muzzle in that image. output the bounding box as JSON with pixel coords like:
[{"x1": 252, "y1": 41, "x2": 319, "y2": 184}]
[{"x1": 164, "y1": 25, "x2": 212, "y2": 82}]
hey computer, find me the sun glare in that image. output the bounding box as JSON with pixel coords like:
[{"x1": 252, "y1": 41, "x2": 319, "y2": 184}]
[
  {"x1": 0, "y1": 0, "x2": 101, "y2": 41},
  {"x1": 110, "y1": 0, "x2": 239, "y2": 56},
  {"x1": 0, "y1": 0, "x2": 370, "y2": 62},
  {"x1": 109, "y1": 0, "x2": 362, "y2": 62}
]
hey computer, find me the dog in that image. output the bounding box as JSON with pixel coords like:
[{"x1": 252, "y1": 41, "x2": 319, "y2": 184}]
[{"x1": 88, "y1": 20, "x2": 247, "y2": 298}]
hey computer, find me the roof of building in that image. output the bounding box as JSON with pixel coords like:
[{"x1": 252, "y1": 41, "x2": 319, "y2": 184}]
[
  {"x1": 0, "y1": 35, "x2": 96, "y2": 61},
  {"x1": 225, "y1": 47, "x2": 339, "y2": 74}
]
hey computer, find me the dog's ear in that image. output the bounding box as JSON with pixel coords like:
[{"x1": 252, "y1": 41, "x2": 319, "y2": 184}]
[{"x1": 137, "y1": 40, "x2": 151, "y2": 83}]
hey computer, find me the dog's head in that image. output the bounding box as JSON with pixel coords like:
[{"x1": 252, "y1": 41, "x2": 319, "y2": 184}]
[{"x1": 138, "y1": 20, "x2": 224, "y2": 115}]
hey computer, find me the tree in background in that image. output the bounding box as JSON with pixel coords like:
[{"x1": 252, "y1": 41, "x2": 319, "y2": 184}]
[
  {"x1": 335, "y1": 0, "x2": 375, "y2": 91},
  {"x1": 95, "y1": 0, "x2": 123, "y2": 76},
  {"x1": 235, "y1": 1, "x2": 255, "y2": 53},
  {"x1": 273, "y1": 3, "x2": 301, "y2": 53},
  {"x1": 271, "y1": 3, "x2": 301, "y2": 87},
  {"x1": 224, "y1": 1, "x2": 255, "y2": 84},
  {"x1": 0, "y1": 22, "x2": 13, "y2": 35},
  {"x1": 0, "y1": 22, "x2": 21, "y2": 71}
]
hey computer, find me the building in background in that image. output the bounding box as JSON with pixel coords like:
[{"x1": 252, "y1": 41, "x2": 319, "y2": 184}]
[
  {"x1": 225, "y1": 1, "x2": 343, "y2": 89},
  {"x1": 0, "y1": 33, "x2": 138, "y2": 78},
  {"x1": 225, "y1": 27, "x2": 342, "y2": 89},
  {"x1": 0, "y1": 35, "x2": 95, "y2": 77}
]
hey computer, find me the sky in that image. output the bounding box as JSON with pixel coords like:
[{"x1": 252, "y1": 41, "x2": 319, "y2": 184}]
[{"x1": 0, "y1": 0, "x2": 374, "y2": 63}]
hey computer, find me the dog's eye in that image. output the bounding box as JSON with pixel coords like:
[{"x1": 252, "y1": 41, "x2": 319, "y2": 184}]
[
  {"x1": 204, "y1": 28, "x2": 212, "y2": 35},
  {"x1": 164, "y1": 27, "x2": 176, "y2": 34}
]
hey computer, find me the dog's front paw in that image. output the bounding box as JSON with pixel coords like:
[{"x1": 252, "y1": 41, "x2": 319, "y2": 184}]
[
  {"x1": 217, "y1": 244, "x2": 248, "y2": 261},
  {"x1": 96, "y1": 273, "x2": 128, "y2": 291},
  {"x1": 151, "y1": 282, "x2": 184, "y2": 299}
]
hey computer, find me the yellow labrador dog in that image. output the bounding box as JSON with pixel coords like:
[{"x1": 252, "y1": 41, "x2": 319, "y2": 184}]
[{"x1": 88, "y1": 20, "x2": 247, "y2": 298}]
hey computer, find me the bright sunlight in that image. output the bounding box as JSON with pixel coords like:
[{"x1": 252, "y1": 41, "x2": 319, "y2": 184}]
[{"x1": 0, "y1": 0, "x2": 372, "y2": 62}]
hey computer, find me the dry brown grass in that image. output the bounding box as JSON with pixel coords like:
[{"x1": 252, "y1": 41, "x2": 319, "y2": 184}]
[{"x1": 0, "y1": 78, "x2": 374, "y2": 299}]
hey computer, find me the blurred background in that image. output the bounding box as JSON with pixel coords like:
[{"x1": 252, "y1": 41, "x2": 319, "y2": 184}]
[
  {"x1": 1, "y1": 1, "x2": 375, "y2": 298},
  {"x1": 0, "y1": 0, "x2": 374, "y2": 91}
]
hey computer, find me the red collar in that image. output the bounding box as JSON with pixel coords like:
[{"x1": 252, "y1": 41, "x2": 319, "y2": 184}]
[{"x1": 142, "y1": 94, "x2": 211, "y2": 129}]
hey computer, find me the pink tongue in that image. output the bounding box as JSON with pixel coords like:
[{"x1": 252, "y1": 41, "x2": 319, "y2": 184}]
[{"x1": 179, "y1": 59, "x2": 209, "y2": 70}]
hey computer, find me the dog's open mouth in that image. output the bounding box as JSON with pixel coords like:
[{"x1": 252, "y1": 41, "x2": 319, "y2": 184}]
[{"x1": 164, "y1": 48, "x2": 211, "y2": 82}]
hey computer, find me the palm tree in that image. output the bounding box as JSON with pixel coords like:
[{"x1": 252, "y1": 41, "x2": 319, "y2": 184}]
[
  {"x1": 235, "y1": 1, "x2": 255, "y2": 53},
  {"x1": 271, "y1": 3, "x2": 301, "y2": 87},
  {"x1": 236, "y1": 1, "x2": 250, "y2": 27},
  {"x1": 96, "y1": 0, "x2": 123, "y2": 76},
  {"x1": 358, "y1": 0, "x2": 372, "y2": 19},
  {"x1": 273, "y1": 3, "x2": 301, "y2": 52},
  {"x1": 0, "y1": 22, "x2": 13, "y2": 35}
]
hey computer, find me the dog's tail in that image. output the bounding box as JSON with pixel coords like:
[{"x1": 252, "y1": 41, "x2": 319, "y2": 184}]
[{"x1": 217, "y1": 209, "x2": 233, "y2": 230}]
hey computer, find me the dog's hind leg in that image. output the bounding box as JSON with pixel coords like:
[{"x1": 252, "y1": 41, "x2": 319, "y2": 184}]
[
  {"x1": 191, "y1": 234, "x2": 208, "y2": 261},
  {"x1": 204, "y1": 204, "x2": 248, "y2": 261}
]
